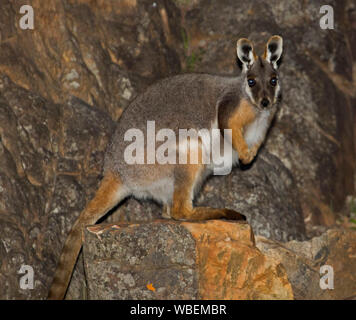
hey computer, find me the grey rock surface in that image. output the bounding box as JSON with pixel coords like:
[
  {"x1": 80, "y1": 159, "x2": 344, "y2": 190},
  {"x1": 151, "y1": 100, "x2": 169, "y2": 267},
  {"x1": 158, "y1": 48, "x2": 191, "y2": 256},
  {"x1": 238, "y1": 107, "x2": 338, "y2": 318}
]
[
  {"x1": 83, "y1": 222, "x2": 198, "y2": 300},
  {"x1": 0, "y1": 75, "x2": 114, "y2": 299},
  {"x1": 256, "y1": 228, "x2": 356, "y2": 300}
]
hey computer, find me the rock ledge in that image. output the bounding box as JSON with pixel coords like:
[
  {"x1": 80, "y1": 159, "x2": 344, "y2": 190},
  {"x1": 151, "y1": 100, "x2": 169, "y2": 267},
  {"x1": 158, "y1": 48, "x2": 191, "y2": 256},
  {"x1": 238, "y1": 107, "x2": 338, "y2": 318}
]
[{"x1": 83, "y1": 220, "x2": 293, "y2": 300}]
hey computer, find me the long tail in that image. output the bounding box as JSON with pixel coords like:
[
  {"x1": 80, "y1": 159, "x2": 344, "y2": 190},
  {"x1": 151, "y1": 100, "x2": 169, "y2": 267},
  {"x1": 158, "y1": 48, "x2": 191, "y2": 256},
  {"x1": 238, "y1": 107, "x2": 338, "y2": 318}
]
[{"x1": 48, "y1": 171, "x2": 126, "y2": 300}]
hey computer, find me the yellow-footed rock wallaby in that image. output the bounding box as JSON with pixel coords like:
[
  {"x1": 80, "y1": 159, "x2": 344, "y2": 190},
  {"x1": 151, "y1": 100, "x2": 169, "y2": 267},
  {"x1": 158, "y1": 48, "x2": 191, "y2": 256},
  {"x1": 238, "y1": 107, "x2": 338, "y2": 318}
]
[{"x1": 48, "y1": 35, "x2": 283, "y2": 299}]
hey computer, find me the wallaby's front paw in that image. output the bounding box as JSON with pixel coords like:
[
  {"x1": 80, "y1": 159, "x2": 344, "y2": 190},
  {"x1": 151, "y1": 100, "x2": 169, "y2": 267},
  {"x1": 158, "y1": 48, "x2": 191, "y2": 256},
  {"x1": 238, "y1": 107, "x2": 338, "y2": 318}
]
[
  {"x1": 223, "y1": 209, "x2": 246, "y2": 221},
  {"x1": 251, "y1": 145, "x2": 259, "y2": 156},
  {"x1": 239, "y1": 149, "x2": 255, "y2": 164}
]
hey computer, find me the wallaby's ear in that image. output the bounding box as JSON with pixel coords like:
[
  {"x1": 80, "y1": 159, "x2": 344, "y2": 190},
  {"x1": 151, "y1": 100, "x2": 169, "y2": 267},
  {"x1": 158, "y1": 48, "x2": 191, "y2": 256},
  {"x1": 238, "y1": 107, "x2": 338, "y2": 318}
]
[
  {"x1": 264, "y1": 35, "x2": 283, "y2": 69},
  {"x1": 236, "y1": 38, "x2": 256, "y2": 70}
]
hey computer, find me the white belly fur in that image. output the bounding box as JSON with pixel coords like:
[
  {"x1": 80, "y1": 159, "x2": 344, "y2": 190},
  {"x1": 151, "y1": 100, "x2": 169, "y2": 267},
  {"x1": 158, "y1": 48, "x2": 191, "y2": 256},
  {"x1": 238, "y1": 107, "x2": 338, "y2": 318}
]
[
  {"x1": 132, "y1": 177, "x2": 175, "y2": 205},
  {"x1": 244, "y1": 110, "x2": 271, "y2": 148}
]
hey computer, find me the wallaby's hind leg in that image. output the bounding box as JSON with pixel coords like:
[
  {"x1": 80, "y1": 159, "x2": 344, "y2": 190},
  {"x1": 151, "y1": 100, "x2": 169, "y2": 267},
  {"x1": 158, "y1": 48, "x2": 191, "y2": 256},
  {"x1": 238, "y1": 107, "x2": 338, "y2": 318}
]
[
  {"x1": 48, "y1": 171, "x2": 126, "y2": 300},
  {"x1": 171, "y1": 165, "x2": 246, "y2": 221}
]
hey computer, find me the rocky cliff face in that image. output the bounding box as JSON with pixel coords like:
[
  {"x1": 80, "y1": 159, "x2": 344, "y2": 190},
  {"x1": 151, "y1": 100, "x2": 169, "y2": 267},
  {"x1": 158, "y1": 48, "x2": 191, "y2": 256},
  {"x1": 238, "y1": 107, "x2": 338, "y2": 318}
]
[
  {"x1": 0, "y1": 0, "x2": 355, "y2": 299},
  {"x1": 0, "y1": 0, "x2": 182, "y2": 120},
  {"x1": 0, "y1": 75, "x2": 115, "y2": 299}
]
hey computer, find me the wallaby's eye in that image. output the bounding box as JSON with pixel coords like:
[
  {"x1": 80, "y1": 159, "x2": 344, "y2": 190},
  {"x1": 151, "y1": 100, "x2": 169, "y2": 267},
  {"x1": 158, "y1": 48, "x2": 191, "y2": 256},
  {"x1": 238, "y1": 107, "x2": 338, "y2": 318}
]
[
  {"x1": 247, "y1": 79, "x2": 256, "y2": 87},
  {"x1": 270, "y1": 77, "x2": 277, "y2": 86}
]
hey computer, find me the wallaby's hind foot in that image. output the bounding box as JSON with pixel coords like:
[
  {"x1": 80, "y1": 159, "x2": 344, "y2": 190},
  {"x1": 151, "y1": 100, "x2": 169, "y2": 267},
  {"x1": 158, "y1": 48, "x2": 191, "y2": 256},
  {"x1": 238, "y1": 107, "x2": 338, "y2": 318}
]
[
  {"x1": 48, "y1": 171, "x2": 126, "y2": 300},
  {"x1": 171, "y1": 165, "x2": 246, "y2": 221}
]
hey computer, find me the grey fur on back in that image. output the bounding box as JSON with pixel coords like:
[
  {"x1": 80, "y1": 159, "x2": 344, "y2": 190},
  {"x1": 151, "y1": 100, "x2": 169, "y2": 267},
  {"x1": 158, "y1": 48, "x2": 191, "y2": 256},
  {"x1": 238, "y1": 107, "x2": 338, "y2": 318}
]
[{"x1": 104, "y1": 73, "x2": 244, "y2": 175}]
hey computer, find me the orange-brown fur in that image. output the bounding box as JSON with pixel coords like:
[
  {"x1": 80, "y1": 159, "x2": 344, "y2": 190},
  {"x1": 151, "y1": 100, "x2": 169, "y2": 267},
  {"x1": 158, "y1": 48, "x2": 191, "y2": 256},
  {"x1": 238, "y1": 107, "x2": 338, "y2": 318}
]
[{"x1": 228, "y1": 99, "x2": 257, "y2": 164}]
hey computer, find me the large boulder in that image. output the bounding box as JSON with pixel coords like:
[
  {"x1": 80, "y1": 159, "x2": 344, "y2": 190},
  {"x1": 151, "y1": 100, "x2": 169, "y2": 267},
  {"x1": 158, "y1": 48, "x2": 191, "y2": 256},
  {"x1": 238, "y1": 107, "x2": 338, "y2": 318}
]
[
  {"x1": 83, "y1": 220, "x2": 294, "y2": 300},
  {"x1": 82, "y1": 221, "x2": 355, "y2": 300}
]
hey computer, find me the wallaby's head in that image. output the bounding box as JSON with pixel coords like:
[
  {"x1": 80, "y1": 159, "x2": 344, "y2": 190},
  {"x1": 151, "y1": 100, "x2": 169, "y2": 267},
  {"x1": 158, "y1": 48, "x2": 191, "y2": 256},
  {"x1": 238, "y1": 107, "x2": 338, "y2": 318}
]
[{"x1": 236, "y1": 35, "x2": 283, "y2": 110}]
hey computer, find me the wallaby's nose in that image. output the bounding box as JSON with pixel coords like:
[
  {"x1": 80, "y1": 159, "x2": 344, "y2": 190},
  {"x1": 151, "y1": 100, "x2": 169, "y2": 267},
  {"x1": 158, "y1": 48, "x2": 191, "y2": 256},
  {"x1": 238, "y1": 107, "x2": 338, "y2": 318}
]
[{"x1": 261, "y1": 98, "x2": 270, "y2": 108}]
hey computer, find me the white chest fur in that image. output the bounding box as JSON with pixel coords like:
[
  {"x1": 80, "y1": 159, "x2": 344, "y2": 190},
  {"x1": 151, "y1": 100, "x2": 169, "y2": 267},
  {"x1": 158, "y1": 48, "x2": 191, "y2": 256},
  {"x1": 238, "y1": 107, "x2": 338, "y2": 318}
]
[{"x1": 244, "y1": 110, "x2": 271, "y2": 148}]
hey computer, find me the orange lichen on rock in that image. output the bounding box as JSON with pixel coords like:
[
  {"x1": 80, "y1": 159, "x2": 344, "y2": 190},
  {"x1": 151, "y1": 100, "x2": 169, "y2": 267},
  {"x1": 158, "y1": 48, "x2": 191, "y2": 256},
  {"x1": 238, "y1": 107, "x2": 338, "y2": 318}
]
[{"x1": 182, "y1": 220, "x2": 294, "y2": 300}]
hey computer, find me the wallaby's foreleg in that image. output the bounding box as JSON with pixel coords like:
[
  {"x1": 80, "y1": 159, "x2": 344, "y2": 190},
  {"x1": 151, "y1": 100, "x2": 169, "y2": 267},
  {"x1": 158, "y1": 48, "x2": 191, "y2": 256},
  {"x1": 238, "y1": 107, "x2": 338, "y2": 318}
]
[
  {"x1": 48, "y1": 171, "x2": 126, "y2": 300},
  {"x1": 228, "y1": 99, "x2": 257, "y2": 164},
  {"x1": 171, "y1": 165, "x2": 245, "y2": 221},
  {"x1": 231, "y1": 128, "x2": 254, "y2": 164}
]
